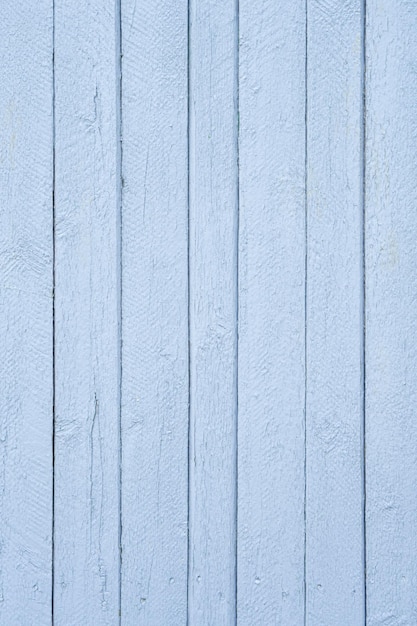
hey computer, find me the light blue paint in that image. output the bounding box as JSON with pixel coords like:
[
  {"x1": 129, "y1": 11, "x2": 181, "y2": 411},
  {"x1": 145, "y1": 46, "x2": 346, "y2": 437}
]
[
  {"x1": 0, "y1": 2, "x2": 53, "y2": 624},
  {"x1": 1, "y1": 1, "x2": 416, "y2": 624},
  {"x1": 53, "y1": 0, "x2": 120, "y2": 622},
  {"x1": 365, "y1": 2, "x2": 417, "y2": 623},
  {"x1": 306, "y1": 1, "x2": 365, "y2": 623},
  {"x1": 120, "y1": 0, "x2": 189, "y2": 623},
  {"x1": 188, "y1": 0, "x2": 238, "y2": 623},
  {"x1": 237, "y1": 0, "x2": 306, "y2": 623}
]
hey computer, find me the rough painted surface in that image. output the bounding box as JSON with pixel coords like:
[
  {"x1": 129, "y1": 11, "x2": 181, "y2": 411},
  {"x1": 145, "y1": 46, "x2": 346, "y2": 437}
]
[
  {"x1": 53, "y1": 0, "x2": 120, "y2": 623},
  {"x1": 188, "y1": 0, "x2": 238, "y2": 623},
  {"x1": 306, "y1": 1, "x2": 365, "y2": 624},
  {"x1": 3, "y1": 0, "x2": 417, "y2": 624},
  {"x1": 0, "y1": 2, "x2": 53, "y2": 624},
  {"x1": 365, "y1": 2, "x2": 417, "y2": 624},
  {"x1": 120, "y1": 0, "x2": 189, "y2": 623},
  {"x1": 237, "y1": 1, "x2": 306, "y2": 623}
]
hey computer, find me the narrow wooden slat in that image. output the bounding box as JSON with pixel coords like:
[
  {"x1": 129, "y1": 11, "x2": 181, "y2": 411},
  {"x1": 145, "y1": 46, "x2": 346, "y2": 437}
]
[
  {"x1": 188, "y1": 0, "x2": 238, "y2": 623},
  {"x1": 0, "y1": 2, "x2": 53, "y2": 623},
  {"x1": 53, "y1": 0, "x2": 120, "y2": 622},
  {"x1": 120, "y1": 0, "x2": 189, "y2": 622},
  {"x1": 365, "y1": 2, "x2": 417, "y2": 623},
  {"x1": 237, "y1": 1, "x2": 306, "y2": 622},
  {"x1": 305, "y1": 1, "x2": 365, "y2": 623}
]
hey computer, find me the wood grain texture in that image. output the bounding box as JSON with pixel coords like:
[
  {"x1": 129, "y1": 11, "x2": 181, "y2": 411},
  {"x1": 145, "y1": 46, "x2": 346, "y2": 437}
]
[
  {"x1": 53, "y1": 1, "x2": 120, "y2": 623},
  {"x1": 4, "y1": 3, "x2": 417, "y2": 624},
  {"x1": 365, "y1": 2, "x2": 417, "y2": 623},
  {"x1": 237, "y1": 1, "x2": 306, "y2": 623},
  {"x1": 305, "y1": 1, "x2": 365, "y2": 623},
  {"x1": 0, "y1": 2, "x2": 53, "y2": 624},
  {"x1": 188, "y1": 0, "x2": 238, "y2": 623},
  {"x1": 120, "y1": 0, "x2": 189, "y2": 623}
]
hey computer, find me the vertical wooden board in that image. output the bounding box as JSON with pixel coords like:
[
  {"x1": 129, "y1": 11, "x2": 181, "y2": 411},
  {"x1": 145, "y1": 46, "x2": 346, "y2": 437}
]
[
  {"x1": 0, "y1": 2, "x2": 53, "y2": 624},
  {"x1": 120, "y1": 0, "x2": 188, "y2": 623},
  {"x1": 365, "y1": 2, "x2": 417, "y2": 623},
  {"x1": 188, "y1": 0, "x2": 238, "y2": 623},
  {"x1": 237, "y1": 1, "x2": 306, "y2": 623},
  {"x1": 53, "y1": 0, "x2": 120, "y2": 622},
  {"x1": 305, "y1": 1, "x2": 365, "y2": 623}
]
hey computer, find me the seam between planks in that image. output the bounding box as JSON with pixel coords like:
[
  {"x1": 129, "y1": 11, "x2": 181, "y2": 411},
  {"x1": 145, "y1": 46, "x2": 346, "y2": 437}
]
[
  {"x1": 186, "y1": 0, "x2": 191, "y2": 620},
  {"x1": 361, "y1": 0, "x2": 367, "y2": 623},
  {"x1": 235, "y1": 0, "x2": 240, "y2": 623},
  {"x1": 116, "y1": 0, "x2": 123, "y2": 622},
  {"x1": 52, "y1": 0, "x2": 56, "y2": 621},
  {"x1": 303, "y1": 1, "x2": 308, "y2": 624}
]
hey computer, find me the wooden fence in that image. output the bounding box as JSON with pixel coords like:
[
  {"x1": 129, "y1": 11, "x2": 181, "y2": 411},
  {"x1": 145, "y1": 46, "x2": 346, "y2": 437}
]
[{"x1": 1, "y1": 0, "x2": 416, "y2": 624}]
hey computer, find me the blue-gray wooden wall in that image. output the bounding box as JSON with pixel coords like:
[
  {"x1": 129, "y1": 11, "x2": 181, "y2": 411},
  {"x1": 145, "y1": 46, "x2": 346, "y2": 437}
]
[{"x1": 0, "y1": 1, "x2": 416, "y2": 624}]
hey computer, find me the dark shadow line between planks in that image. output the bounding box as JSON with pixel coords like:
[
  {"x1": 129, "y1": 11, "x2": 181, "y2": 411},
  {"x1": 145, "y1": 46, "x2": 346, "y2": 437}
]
[
  {"x1": 52, "y1": 0, "x2": 56, "y2": 621},
  {"x1": 361, "y1": 0, "x2": 367, "y2": 623},
  {"x1": 186, "y1": 0, "x2": 191, "y2": 620},
  {"x1": 234, "y1": 0, "x2": 240, "y2": 624},
  {"x1": 234, "y1": 0, "x2": 240, "y2": 623},
  {"x1": 116, "y1": 0, "x2": 123, "y2": 622},
  {"x1": 303, "y1": 1, "x2": 308, "y2": 624}
]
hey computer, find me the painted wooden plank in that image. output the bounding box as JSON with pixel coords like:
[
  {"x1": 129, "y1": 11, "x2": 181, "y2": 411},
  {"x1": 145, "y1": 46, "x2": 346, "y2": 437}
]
[
  {"x1": 188, "y1": 0, "x2": 238, "y2": 624},
  {"x1": 120, "y1": 0, "x2": 189, "y2": 623},
  {"x1": 305, "y1": 1, "x2": 365, "y2": 623},
  {"x1": 365, "y1": 2, "x2": 417, "y2": 623},
  {"x1": 237, "y1": 1, "x2": 306, "y2": 623},
  {"x1": 0, "y1": 2, "x2": 53, "y2": 623},
  {"x1": 53, "y1": 1, "x2": 120, "y2": 622}
]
